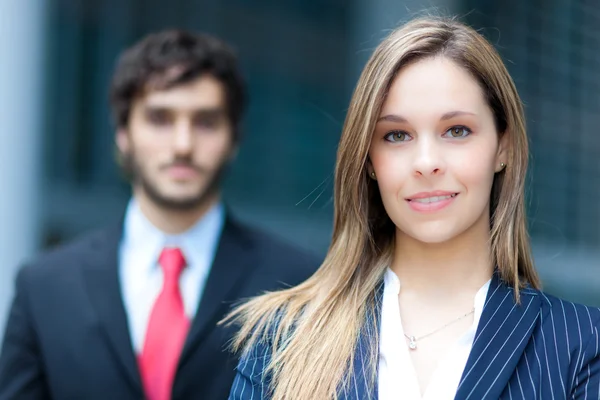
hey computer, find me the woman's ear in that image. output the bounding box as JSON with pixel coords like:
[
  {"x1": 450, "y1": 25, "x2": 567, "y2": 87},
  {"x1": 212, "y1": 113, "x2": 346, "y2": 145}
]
[
  {"x1": 495, "y1": 131, "x2": 509, "y2": 173},
  {"x1": 366, "y1": 159, "x2": 377, "y2": 180}
]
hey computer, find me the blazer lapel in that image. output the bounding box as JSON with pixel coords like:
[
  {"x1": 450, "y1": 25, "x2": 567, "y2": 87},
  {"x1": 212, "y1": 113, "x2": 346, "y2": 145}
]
[
  {"x1": 340, "y1": 282, "x2": 384, "y2": 400},
  {"x1": 455, "y1": 274, "x2": 542, "y2": 400},
  {"x1": 179, "y1": 216, "x2": 256, "y2": 365},
  {"x1": 82, "y1": 223, "x2": 143, "y2": 395}
]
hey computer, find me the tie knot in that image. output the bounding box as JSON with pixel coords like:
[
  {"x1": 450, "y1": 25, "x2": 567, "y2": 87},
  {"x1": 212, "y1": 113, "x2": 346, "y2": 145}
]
[{"x1": 158, "y1": 247, "x2": 186, "y2": 280}]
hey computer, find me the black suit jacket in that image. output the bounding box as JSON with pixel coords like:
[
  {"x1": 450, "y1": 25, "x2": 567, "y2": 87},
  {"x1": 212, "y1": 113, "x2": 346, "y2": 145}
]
[{"x1": 0, "y1": 215, "x2": 320, "y2": 400}]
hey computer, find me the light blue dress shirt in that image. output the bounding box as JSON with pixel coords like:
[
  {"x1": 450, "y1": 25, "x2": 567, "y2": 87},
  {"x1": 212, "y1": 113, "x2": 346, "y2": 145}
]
[{"x1": 118, "y1": 198, "x2": 225, "y2": 354}]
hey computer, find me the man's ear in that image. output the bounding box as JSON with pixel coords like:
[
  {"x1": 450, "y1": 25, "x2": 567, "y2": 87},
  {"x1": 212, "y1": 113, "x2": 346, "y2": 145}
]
[{"x1": 116, "y1": 128, "x2": 130, "y2": 154}]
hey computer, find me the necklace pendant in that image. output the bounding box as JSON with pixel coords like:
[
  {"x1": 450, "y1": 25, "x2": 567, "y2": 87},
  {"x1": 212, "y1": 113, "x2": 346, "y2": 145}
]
[{"x1": 408, "y1": 336, "x2": 417, "y2": 350}]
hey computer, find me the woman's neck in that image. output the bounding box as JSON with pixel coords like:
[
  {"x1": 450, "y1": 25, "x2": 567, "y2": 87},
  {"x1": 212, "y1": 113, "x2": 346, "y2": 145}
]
[{"x1": 390, "y1": 225, "x2": 494, "y2": 298}]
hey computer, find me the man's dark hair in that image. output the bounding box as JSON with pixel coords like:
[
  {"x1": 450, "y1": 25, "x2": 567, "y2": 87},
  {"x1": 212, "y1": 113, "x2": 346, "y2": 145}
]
[{"x1": 110, "y1": 30, "x2": 246, "y2": 142}]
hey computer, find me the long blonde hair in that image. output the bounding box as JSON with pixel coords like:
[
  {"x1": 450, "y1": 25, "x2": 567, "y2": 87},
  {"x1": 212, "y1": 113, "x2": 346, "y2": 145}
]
[{"x1": 225, "y1": 16, "x2": 540, "y2": 400}]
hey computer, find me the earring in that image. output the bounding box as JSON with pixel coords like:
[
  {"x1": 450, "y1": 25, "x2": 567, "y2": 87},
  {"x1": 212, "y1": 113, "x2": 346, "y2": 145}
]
[
  {"x1": 500, "y1": 162, "x2": 506, "y2": 169},
  {"x1": 370, "y1": 171, "x2": 376, "y2": 178}
]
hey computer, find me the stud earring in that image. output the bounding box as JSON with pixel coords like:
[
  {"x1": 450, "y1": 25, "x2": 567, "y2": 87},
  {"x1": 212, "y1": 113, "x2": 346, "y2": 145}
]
[
  {"x1": 371, "y1": 171, "x2": 376, "y2": 178},
  {"x1": 500, "y1": 162, "x2": 506, "y2": 169}
]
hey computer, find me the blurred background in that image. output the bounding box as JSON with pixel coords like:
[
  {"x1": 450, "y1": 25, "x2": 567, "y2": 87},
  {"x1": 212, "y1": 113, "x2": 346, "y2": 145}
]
[{"x1": 0, "y1": 0, "x2": 598, "y2": 338}]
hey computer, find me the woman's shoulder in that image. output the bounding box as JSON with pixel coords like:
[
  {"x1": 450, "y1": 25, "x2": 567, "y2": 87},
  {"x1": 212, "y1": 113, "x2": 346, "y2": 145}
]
[
  {"x1": 532, "y1": 288, "x2": 600, "y2": 348},
  {"x1": 233, "y1": 302, "x2": 294, "y2": 365},
  {"x1": 535, "y1": 289, "x2": 600, "y2": 323},
  {"x1": 229, "y1": 330, "x2": 275, "y2": 400}
]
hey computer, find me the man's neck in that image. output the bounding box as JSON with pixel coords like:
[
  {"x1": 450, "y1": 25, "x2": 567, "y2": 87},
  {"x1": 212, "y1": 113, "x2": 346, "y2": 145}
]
[{"x1": 134, "y1": 191, "x2": 221, "y2": 235}]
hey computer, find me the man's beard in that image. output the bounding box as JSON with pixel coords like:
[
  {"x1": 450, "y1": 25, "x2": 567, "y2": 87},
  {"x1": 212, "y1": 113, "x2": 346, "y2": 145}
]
[{"x1": 122, "y1": 151, "x2": 228, "y2": 211}]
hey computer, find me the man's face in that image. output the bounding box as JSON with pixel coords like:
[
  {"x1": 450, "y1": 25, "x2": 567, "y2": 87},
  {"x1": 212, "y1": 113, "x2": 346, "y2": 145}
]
[{"x1": 117, "y1": 74, "x2": 235, "y2": 210}]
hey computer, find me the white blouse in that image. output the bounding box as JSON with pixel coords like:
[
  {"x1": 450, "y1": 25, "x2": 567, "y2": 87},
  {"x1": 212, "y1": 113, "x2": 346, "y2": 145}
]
[{"x1": 378, "y1": 268, "x2": 490, "y2": 400}]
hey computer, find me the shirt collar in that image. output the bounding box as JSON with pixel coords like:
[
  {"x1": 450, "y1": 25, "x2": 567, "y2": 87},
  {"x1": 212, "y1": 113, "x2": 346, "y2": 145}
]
[
  {"x1": 383, "y1": 267, "x2": 491, "y2": 317},
  {"x1": 122, "y1": 198, "x2": 225, "y2": 274}
]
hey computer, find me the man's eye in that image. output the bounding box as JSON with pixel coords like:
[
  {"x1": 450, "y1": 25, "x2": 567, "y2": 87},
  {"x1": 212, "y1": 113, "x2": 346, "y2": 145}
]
[{"x1": 146, "y1": 110, "x2": 172, "y2": 125}]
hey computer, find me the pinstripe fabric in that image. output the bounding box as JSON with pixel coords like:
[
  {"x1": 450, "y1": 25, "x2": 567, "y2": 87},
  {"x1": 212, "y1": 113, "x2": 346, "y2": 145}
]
[{"x1": 229, "y1": 273, "x2": 600, "y2": 399}]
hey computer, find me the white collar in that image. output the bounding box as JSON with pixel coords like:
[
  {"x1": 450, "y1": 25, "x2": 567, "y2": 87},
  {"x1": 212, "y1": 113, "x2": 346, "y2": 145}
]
[
  {"x1": 121, "y1": 198, "x2": 225, "y2": 273},
  {"x1": 383, "y1": 268, "x2": 490, "y2": 322}
]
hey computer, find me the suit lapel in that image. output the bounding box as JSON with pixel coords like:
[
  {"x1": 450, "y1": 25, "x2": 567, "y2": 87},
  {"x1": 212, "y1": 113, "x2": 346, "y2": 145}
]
[
  {"x1": 82, "y1": 223, "x2": 143, "y2": 395},
  {"x1": 340, "y1": 282, "x2": 384, "y2": 400},
  {"x1": 455, "y1": 274, "x2": 542, "y2": 400},
  {"x1": 179, "y1": 216, "x2": 256, "y2": 365}
]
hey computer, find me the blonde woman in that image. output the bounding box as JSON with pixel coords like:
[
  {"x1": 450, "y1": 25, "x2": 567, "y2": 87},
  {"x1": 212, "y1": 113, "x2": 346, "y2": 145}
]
[{"x1": 226, "y1": 17, "x2": 600, "y2": 400}]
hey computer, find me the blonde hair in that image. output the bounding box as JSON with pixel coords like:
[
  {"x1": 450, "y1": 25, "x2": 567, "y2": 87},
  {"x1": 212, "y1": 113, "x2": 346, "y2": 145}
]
[{"x1": 224, "y1": 16, "x2": 540, "y2": 400}]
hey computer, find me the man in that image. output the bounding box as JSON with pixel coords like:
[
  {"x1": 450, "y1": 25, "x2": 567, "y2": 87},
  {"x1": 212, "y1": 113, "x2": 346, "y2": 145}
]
[{"x1": 0, "y1": 30, "x2": 319, "y2": 400}]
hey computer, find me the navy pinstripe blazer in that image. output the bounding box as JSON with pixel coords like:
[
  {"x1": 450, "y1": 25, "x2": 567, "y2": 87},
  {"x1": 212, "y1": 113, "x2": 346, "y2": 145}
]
[{"x1": 229, "y1": 273, "x2": 600, "y2": 399}]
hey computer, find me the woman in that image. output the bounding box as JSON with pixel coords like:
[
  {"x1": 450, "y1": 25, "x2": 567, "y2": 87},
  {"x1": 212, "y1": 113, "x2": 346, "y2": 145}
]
[{"x1": 226, "y1": 16, "x2": 600, "y2": 400}]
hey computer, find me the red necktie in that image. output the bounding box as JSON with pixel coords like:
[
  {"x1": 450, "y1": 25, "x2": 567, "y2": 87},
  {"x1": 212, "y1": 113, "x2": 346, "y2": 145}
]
[{"x1": 139, "y1": 247, "x2": 191, "y2": 400}]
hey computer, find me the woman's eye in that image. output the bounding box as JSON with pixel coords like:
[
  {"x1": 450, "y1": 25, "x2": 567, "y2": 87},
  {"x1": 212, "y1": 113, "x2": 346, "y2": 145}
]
[
  {"x1": 384, "y1": 130, "x2": 411, "y2": 142},
  {"x1": 444, "y1": 126, "x2": 471, "y2": 138}
]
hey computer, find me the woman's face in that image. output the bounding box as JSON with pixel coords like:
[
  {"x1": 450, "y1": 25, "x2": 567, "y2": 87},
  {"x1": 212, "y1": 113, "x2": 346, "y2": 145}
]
[{"x1": 368, "y1": 56, "x2": 507, "y2": 244}]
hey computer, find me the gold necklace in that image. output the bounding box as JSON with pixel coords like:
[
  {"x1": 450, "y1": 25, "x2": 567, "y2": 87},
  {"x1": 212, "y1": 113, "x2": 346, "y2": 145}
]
[{"x1": 403, "y1": 308, "x2": 475, "y2": 350}]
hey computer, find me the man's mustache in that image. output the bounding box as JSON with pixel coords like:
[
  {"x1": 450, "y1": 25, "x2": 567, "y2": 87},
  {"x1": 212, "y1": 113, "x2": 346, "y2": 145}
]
[{"x1": 160, "y1": 159, "x2": 205, "y2": 173}]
